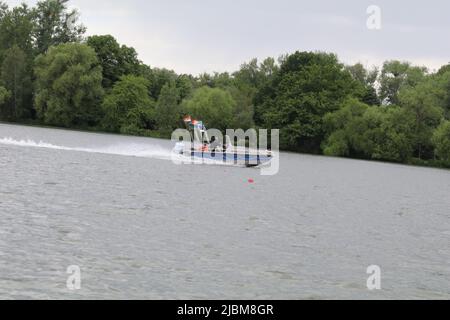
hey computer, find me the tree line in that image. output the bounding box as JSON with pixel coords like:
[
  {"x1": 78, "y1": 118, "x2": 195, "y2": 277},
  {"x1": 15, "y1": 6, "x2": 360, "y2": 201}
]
[{"x1": 1, "y1": 0, "x2": 450, "y2": 167}]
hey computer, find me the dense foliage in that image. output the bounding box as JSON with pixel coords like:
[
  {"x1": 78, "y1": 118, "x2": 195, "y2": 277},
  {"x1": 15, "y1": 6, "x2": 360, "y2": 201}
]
[
  {"x1": 102, "y1": 75, "x2": 155, "y2": 134},
  {"x1": 433, "y1": 121, "x2": 450, "y2": 162},
  {"x1": 254, "y1": 52, "x2": 358, "y2": 152},
  {"x1": 34, "y1": 43, "x2": 104, "y2": 127},
  {"x1": 86, "y1": 35, "x2": 141, "y2": 89},
  {"x1": 182, "y1": 86, "x2": 235, "y2": 131},
  {"x1": 1, "y1": 0, "x2": 450, "y2": 168}
]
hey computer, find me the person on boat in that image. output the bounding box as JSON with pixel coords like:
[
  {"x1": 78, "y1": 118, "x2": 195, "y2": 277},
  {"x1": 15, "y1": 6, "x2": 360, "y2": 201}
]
[{"x1": 209, "y1": 136, "x2": 221, "y2": 151}]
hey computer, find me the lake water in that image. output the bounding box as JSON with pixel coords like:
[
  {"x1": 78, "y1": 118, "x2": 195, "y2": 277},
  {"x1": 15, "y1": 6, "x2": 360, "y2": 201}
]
[{"x1": 0, "y1": 123, "x2": 449, "y2": 300}]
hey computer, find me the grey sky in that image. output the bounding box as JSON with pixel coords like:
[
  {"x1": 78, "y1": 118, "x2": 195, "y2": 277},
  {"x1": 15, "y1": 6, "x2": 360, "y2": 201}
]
[{"x1": 6, "y1": 0, "x2": 450, "y2": 74}]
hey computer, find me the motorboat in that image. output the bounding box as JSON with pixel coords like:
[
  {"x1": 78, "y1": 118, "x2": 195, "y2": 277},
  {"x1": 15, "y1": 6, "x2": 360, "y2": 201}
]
[{"x1": 173, "y1": 116, "x2": 272, "y2": 167}]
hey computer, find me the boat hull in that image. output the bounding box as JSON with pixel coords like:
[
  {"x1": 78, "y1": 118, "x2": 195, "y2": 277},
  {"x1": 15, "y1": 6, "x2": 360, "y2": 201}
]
[{"x1": 187, "y1": 151, "x2": 272, "y2": 167}]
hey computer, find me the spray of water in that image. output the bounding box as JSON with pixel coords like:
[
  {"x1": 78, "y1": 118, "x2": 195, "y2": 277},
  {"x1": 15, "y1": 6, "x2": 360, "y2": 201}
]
[
  {"x1": 0, "y1": 136, "x2": 238, "y2": 167},
  {"x1": 0, "y1": 137, "x2": 172, "y2": 161}
]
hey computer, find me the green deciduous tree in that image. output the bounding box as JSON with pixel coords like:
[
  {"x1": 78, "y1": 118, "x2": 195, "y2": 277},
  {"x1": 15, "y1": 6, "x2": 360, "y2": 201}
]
[
  {"x1": 233, "y1": 58, "x2": 278, "y2": 90},
  {"x1": 346, "y1": 63, "x2": 378, "y2": 86},
  {"x1": 0, "y1": 45, "x2": 33, "y2": 120},
  {"x1": 231, "y1": 57, "x2": 278, "y2": 129},
  {"x1": 399, "y1": 80, "x2": 445, "y2": 159},
  {"x1": 175, "y1": 74, "x2": 194, "y2": 101},
  {"x1": 226, "y1": 86, "x2": 255, "y2": 130},
  {"x1": 322, "y1": 98, "x2": 369, "y2": 157},
  {"x1": 432, "y1": 120, "x2": 450, "y2": 162},
  {"x1": 0, "y1": 1, "x2": 7, "y2": 18},
  {"x1": 437, "y1": 64, "x2": 450, "y2": 76},
  {"x1": 379, "y1": 61, "x2": 427, "y2": 105},
  {"x1": 182, "y1": 86, "x2": 235, "y2": 131},
  {"x1": 0, "y1": 3, "x2": 35, "y2": 64},
  {"x1": 140, "y1": 67, "x2": 178, "y2": 100},
  {"x1": 0, "y1": 86, "x2": 11, "y2": 117},
  {"x1": 0, "y1": 4, "x2": 35, "y2": 120},
  {"x1": 34, "y1": 43, "x2": 104, "y2": 127},
  {"x1": 255, "y1": 51, "x2": 358, "y2": 152},
  {"x1": 366, "y1": 107, "x2": 415, "y2": 162},
  {"x1": 34, "y1": 0, "x2": 86, "y2": 54},
  {"x1": 323, "y1": 99, "x2": 415, "y2": 162},
  {"x1": 102, "y1": 75, "x2": 156, "y2": 133},
  {"x1": 431, "y1": 70, "x2": 450, "y2": 119},
  {"x1": 87, "y1": 35, "x2": 141, "y2": 89},
  {"x1": 346, "y1": 63, "x2": 380, "y2": 106},
  {"x1": 155, "y1": 81, "x2": 181, "y2": 131}
]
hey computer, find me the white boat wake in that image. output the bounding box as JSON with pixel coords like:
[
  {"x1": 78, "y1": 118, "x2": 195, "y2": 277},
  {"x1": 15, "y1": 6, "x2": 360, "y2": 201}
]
[
  {"x1": 0, "y1": 137, "x2": 172, "y2": 161},
  {"x1": 0, "y1": 136, "x2": 239, "y2": 168}
]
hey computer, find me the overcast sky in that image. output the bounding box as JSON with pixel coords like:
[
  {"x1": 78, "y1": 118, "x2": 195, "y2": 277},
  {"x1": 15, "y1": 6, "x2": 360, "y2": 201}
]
[{"x1": 6, "y1": 0, "x2": 450, "y2": 75}]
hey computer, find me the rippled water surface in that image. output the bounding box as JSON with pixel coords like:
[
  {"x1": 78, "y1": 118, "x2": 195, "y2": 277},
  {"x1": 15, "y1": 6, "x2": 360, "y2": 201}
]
[{"x1": 0, "y1": 123, "x2": 449, "y2": 299}]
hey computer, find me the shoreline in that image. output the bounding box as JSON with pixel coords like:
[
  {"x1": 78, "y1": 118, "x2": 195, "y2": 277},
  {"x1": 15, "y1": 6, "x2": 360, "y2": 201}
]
[{"x1": 1, "y1": 120, "x2": 449, "y2": 172}]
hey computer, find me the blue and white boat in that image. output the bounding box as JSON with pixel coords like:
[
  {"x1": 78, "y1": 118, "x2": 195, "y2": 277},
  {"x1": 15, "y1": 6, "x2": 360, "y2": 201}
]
[{"x1": 173, "y1": 116, "x2": 272, "y2": 167}]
